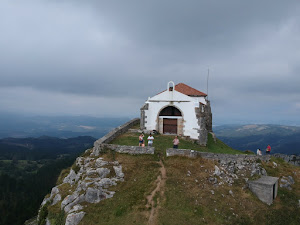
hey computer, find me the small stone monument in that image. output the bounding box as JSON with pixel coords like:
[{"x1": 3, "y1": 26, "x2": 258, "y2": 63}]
[{"x1": 247, "y1": 176, "x2": 279, "y2": 205}]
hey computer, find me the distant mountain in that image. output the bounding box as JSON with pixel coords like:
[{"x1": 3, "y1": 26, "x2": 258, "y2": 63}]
[
  {"x1": 0, "y1": 113, "x2": 129, "y2": 138},
  {"x1": 214, "y1": 124, "x2": 300, "y2": 155}
]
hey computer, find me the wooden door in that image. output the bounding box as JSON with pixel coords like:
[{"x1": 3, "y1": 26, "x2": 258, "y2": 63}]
[{"x1": 163, "y1": 119, "x2": 177, "y2": 134}]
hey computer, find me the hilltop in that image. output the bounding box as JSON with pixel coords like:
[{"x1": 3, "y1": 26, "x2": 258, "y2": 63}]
[
  {"x1": 214, "y1": 124, "x2": 300, "y2": 155},
  {"x1": 33, "y1": 120, "x2": 300, "y2": 225}
]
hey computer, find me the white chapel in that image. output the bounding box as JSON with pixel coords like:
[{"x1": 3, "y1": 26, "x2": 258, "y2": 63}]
[{"x1": 140, "y1": 81, "x2": 212, "y2": 146}]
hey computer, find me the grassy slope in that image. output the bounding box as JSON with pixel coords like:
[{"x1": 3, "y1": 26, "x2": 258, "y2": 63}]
[{"x1": 46, "y1": 132, "x2": 300, "y2": 225}]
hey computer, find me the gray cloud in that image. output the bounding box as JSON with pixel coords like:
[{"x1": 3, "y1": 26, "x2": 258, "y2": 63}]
[{"x1": 0, "y1": 0, "x2": 299, "y2": 123}]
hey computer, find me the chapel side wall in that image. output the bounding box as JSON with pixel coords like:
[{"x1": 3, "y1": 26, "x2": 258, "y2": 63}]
[{"x1": 175, "y1": 102, "x2": 198, "y2": 139}]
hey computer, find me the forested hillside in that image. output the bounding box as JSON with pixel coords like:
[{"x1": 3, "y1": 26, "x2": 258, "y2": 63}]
[{"x1": 0, "y1": 136, "x2": 96, "y2": 225}]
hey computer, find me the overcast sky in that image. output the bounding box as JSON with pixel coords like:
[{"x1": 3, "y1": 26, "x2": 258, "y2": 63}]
[{"x1": 0, "y1": 0, "x2": 299, "y2": 124}]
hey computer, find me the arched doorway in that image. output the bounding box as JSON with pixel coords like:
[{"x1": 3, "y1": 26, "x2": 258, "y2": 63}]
[{"x1": 159, "y1": 106, "x2": 182, "y2": 134}]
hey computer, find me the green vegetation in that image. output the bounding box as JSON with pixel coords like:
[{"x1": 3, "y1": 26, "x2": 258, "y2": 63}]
[{"x1": 0, "y1": 136, "x2": 95, "y2": 225}]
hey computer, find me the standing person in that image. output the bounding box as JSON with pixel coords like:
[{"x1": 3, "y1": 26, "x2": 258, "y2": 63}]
[
  {"x1": 173, "y1": 136, "x2": 180, "y2": 149},
  {"x1": 139, "y1": 133, "x2": 144, "y2": 147},
  {"x1": 257, "y1": 148, "x2": 262, "y2": 156},
  {"x1": 266, "y1": 145, "x2": 271, "y2": 154},
  {"x1": 147, "y1": 134, "x2": 154, "y2": 146}
]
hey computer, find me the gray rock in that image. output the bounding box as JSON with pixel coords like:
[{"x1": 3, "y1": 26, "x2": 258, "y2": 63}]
[
  {"x1": 51, "y1": 194, "x2": 61, "y2": 206},
  {"x1": 86, "y1": 169, "x2": 98, "y2": 176},
  {"x1": 214, "y1": 165, "x2": 221, "y2": 176},
  {"x1": 50, "y1": 187, "x2": 60, "y2": 199},
  {"x1": 64, "y1": 194, "x2": 85, "y2": 213},
  {"x1": 111, "y1": 161, "x2": 119, "y2": 166},
  {"x1": 281, "y1": 177, "x2": 288, "y2": 183},
  {"x1": 69, "y1": 204, "x2": 83, "y2": 214},
  {"x1": 97, "y1": 178, "x2": 117, "y2": 188},
  {"x1": 236, "y1": 164, "x2": 244, "y2": 170},
  {"x1": 61, "y1": 192, "x2": 79, "y2": 210},
  {"x1": 261, "y1": 168, "x2": 267, "y2": 176},
  {"x1": 46, "y1": 218, "x2": 51, "y2": 225},
  {"x1": 85, "y1": 187, "x2": 104, "y2": 203},
  {"x1": 63, "y1": 169, "x2": 79, "y2": 185},
  {"x1": 95, "y1": 158, "x2": 108, "y2": 167},
  {"x1": 229, "y1": 190, "x2": 234, "y2": 196},
  {"x1": 96, "y1": 168, "x2": 110, "y2": 178},
  {"x1": 65, "y1": 211, "x2": 85, "y2": 225},
  {"x1": 41, "y1": 197, "x2": 51, "y2": 207},
  {"x1": 114, "y1": 165, "x2": 124, "y2": 178},
  {"x1": 287, "y1": 176, "x2": 295, "y2": 184}
]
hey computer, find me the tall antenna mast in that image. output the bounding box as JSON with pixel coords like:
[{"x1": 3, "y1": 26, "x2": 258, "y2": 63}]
[{"x1": 206, "y1": 68, "x2": 209, "y2": 100}]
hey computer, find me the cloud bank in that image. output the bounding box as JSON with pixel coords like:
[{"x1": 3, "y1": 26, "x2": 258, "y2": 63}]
[{"x1": 0, "y1": 0, "x2": 299, "y2": 123}]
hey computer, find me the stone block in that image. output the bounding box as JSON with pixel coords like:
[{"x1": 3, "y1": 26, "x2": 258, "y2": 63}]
[{"x1": 247, "y1": 176, "x2": 279, "y2": 205}]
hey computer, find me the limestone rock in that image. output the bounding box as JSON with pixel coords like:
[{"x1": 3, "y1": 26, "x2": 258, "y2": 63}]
[
  {"x1": 287, "y1": 176, "x2": 295, "y2": 184},
  {"x1": 65, "y1": 211, "x2": 85, "y2": 225},
  {"x1": 280, "y1": 176, "x2": 294, "y2": 190},
  {"x1": 61, "y1": 192, "x2": 79, "y2": 210},
  {"x1": 95, "y1": 158, "x2": 108, "y2": 167},
  {"x1": 50, "y1": 187, "x2": 60, "y2": 199},
  {"x1": 69, "y1": 204, "x2": 83, "y2": 214},
  {"x1": 86, "y1": 169, "x2": 98, "y2": 176},
  {"x1": 63, "y1": 169, "x2": 79, "y2": 185},
  {"x1": 41, "y1": 197, "x2": 51, "y2": 207},
  {"x1": 113, "y1": 165, "x2": 124, "y2": 178},
  {"x1": 51, "y1": 194, "x2": 61, "y2": 206},
  {"x1": 85, "y1": 187, "x2": 104, "y2": 203},
  {"x1": 214, "y1": 165, "x2": 221, "y2": 176},
  {"x1": 46, "y1": 218, "x2": 51, "y2": 225},
  {"x1": 96, "y1": 168, "x2": 110, "y2": 178},
  {"x1": 64, "y1": 194, "x2": 85, "y2": 213},
  {"x1": 97, "y1": 178, "x2": 117, "y2": 188}
]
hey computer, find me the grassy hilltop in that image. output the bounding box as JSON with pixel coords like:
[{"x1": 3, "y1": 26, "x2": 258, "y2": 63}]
[{"x1": 42, "y1": 131, "x2": 300, "y2": 225}]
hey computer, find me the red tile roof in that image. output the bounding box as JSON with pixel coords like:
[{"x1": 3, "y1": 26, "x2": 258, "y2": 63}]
[
  {"x1": 156, "y1": 83, "x2": 207, "y2": 97},
  {"x1": 174, "y1": 83, "x2": 207, "y2": 97}
]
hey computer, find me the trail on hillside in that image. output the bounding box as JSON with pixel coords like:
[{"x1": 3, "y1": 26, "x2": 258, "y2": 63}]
[{"x1": 146, "y1": 160, "x2": 167, "y2": 225}]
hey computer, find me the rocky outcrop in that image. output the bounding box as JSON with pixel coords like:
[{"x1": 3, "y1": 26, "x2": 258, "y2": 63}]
[
  {"x1": 39, "y1": 155, "x2": 124, "y2": 225},
  {"x1": 208, "y1": 158, "x2": 267, "y2": 186},
  {"x1": 65, "y1": 211, "x2": 85, "y2": 225},
  {"x1": 273, "y1": 153, "x2": 300, "y2": 166},
  {"x1": 280, "y1": 175, "x2": 295, "y2": 190}
]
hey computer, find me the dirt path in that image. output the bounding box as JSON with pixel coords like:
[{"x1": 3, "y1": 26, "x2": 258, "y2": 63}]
[{"x1": 146, "y1": 160, "x2": 167, "y2": 225}]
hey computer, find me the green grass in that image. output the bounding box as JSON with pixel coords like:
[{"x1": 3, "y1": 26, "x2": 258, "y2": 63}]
[{"x1": 110, "y1": 132, "x2": 243, "y2": 155}]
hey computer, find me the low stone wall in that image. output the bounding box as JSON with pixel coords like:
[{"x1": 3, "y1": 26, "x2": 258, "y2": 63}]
[
  {"x1": 92, "y1": 118, "x2": 153, "y2": 156},
  {"x1": 273, "y1": 153, "x2": 300, "y2": 166},
  {"x1": 102, "y1": 144, "x2": 154, "y2": 155},
  {"x1": 166, "y1": 148, "x2": 271, "y2": 162}
]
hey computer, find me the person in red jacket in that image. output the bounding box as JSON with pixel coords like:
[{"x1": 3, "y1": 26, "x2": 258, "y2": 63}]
[{"x1": 266, "y1": 145, "x2": 271, "y2": 154}]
